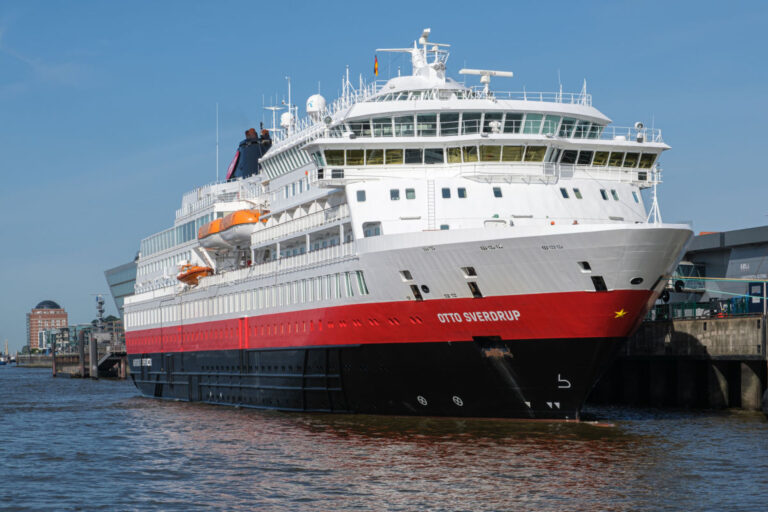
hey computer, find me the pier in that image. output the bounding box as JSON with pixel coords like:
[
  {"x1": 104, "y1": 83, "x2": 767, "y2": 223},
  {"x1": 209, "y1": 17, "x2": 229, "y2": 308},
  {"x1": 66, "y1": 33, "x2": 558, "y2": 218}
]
[
  {"x1": 590, "y1": 313, "x2": 767, "y2": 410},
  {"x1": 16, "y1": 342, "x2": 127, "y2": 379}
]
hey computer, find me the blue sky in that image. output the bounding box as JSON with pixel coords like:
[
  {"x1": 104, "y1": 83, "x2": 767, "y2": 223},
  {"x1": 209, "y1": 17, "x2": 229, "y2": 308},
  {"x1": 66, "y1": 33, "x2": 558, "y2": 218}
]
[{"x1": 1, "y1": 1, "x2": 766, "y2": 351}]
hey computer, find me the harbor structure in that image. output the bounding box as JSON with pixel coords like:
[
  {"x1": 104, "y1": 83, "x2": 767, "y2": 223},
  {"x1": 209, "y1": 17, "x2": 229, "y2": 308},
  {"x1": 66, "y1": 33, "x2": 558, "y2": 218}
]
[{"x1": 26, "y1": 300, "x2": 68, "y2": 351}]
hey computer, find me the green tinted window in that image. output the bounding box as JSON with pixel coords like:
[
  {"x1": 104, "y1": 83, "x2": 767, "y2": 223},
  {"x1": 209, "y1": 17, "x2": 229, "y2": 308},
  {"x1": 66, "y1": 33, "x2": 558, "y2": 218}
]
[
  {"x1": 483, "y1": 112, "x2": 503, "y2": 133},
  {"x1": 373, "y1": 118, "x2": 392, "y2": 137},
  {"x1": 385, "y1": 149, "x2": 404, "y2": 165},
  {"x1": 639, "y1": 153, "x2": 656, "y2": 168},
  {"x1": 462, "y1": 112, "x2": 482, "y2": 134},
  {"x1": 588, "y1": 124, "x2": 602, "y2": 139},
  {"x1": 592, "y1": 151, "x2": 609, "y2": 166},
  {"x1": 480, "y1": 146, "x2": 501, "y2": 162},
  {"x1": 366, "y1": 149, "x2": 384, "y2": 165},
  {"x1": 608, "y1": 152, "x2": 625, "y2": 166},
  {"x1": 463, "y1": 146, "x2": 479, "y2": 162},
  {"x1": 558, "y1": 118, "x2": 576, "y2": 137},
  {"x1": 542, "y1": 115, "x2": 561, "y2": 136},
  {"x1": 447, "y1": 147, "x2": 462, "y2": 163},
  {"x1": 440, "y1": 113, "x2": 459, "y2": 135},
  {"x1": 573, "y1": 120, "x2": 591, "y2": 138},
  {"x1": 503, "y1": 113, "x2": 523, "y2": 133},
  {"x1": 404, "y1": 148, "x2": 423, "y2": 164},
  {"x1": 524, "y1": 146, "x2": 547, "y2": 162},
  {"x1": 523, "y1": 113, "x2": 543, "y2": 134},
  {"x1": 346, "y1": 150, "x2": 364, "y2": 166},
  {"x1": 623, "y1": 152, "x2": 639, "y2": 167},
  {"x1": 394, "y1": 116, "x2": 414, "y2": 136},
  {"x1": 501, "y1": 146, "x2": 524, "y2": 161},
  {"x1": 325, "y1": 150, "x2": 345, "y2": 166}
]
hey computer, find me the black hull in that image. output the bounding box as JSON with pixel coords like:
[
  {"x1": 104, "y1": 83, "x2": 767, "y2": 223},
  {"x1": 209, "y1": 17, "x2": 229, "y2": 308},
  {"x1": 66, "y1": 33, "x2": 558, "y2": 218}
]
[{"x1": 129, "y1": 337, "x2": 624, "y2": 420}]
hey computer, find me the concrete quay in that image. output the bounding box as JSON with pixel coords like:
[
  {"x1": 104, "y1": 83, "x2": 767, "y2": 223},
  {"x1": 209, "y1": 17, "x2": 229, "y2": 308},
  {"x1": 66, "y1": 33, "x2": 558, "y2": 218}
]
[
  {"x1": 16, "y1": 347, "x2": 128, "y2": 379},
  {"x1": 589, "y1": 315, "x2": 767, "y2": 410}
]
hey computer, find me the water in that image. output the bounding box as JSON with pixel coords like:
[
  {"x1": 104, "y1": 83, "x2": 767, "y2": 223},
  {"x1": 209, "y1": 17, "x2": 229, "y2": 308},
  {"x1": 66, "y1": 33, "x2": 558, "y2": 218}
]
[{"x1": 0, "y1": 368, "x2": 766, "y2": 511}]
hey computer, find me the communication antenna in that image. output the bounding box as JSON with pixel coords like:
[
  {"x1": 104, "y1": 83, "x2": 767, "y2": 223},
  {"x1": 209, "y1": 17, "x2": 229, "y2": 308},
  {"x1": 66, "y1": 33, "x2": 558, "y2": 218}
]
[
  {"x1": 647, "y1": 167, "x2": 663, "y2": 225},
  {"x1": 458, "y1": 69, "x2": 514, "y2": 95}
]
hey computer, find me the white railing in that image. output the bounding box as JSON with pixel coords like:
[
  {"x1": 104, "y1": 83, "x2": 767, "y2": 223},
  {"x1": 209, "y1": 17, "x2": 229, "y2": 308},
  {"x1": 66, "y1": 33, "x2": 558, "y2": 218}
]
[
  {"x1": 175, "y1": 180, "x2": 264, "y2": 219},
  {"x1": 253, "y1": 204, "x2": 350, "y2": 244},
  {"x1": 598, "y1": 126, "x2": 663, "y2": 143},
  {"x1": 467, "y1": 87, "x2": 592, "y2": 106},
  {"x1": 462, "y1": 162, "x2": 659, "y2": 185},
  {"x1": 199, "y1": 242, "x2": 358, "y2": 288}
]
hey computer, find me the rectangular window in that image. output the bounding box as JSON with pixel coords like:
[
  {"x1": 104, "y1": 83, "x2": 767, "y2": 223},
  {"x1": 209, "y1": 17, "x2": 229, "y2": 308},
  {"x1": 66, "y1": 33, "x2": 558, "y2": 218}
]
[
  {"x1": 440, "y1": 224, "x2": 450, "y2": 230},
  {"x1": 639, "y1": 153, "x2": 656, "y2": 169},
  {"x1": 483, "y1": 112, "x2": 503, "y2": 133},
  {"x1": 480, "y1": 146, "x2": 501, "y2": 162},
  {"x1": 503, "y1": 113, "x2": 523, "y2": 133},
  {"x1": 493, "y1": 187, "x2": 502, "y2": 198},
  {"x1": 541, "y1": 115, "x2": 561, "y2": 136},
  {"x1": 502, "y1": 145, "x2": 524, "y2": 161},
  {"x1": 441, "y1": 187, "x2": 451, "y2": 198},
  {"x1": 611, "y1": 189, "x2": 619, "y2": 201},
  {"x1": 608, "y1": 152, "x2": 625, "y2": 167},
  {"x1": 600, "y1": 189, "x2": 608, "y2": 200},
  {"x1": 404, "y1": 148, "x2": 423, "y2": 164},
  {"x1": 463, "y1": 146, "x2": 478, "y2": 162},
  {"x1": 524, "y1": 146, "x2": 547, "y2": 162},
  {"x1": 385, "y1": 148, "x2": 404, "y2": 165},
  {"x1": 560, "y1": 187, "x2": 569, "y2": 198},
  {"x1": 632, "y1": 191, "x2": 639, "y2": 203},
  {"x1": 325, "y1": 150, "x2": 344, "y2": 166},
  {"x1": 458, "y1": 187, "x2": 467, "y2": 198},
  {"x1": 373, "y1": 117, "x2": 392, "y2": 137},
  {"x1": 394, "y1": 115, "x2": 414, "y2": 136},
  {"x1": 588, "y1": 124, "x2": 602, "y2": 139},
  {"x1": 573, "y1": 188, "x2": 583, "y2": 199},
  {"x1": 356, "y1": 271, "x2": 369, "y2": 295},
  {"x1": 462, "y1": 112, "x2": 482, "y2": 134},
  {"x1": 416, "y1": 114, "x2": 437, "y2": 136},
  {"x1": 558, "y1": 118, "x2": 576, "y2": 137},
  {"x1": 447, "y1": 147, "x2": 462, "y2": 163},
  {"x1": 405, "y1": 188, "x2": 416, "y2": 200},
  {"x1": 573, "y1": 120, "x2": 591, "y2": 138},
  {"x1": 440, "y1": 113, "x2": 459, "y2": 135},
  {"x1": 560, "y1": 150, "x2": 578, "y2": 164},
  {"x1": 424, "y1": 147, "x2": 444, "y2": 164},
  {"x1": 348, "y1": 120, "x2": 371, "y2": 137},
  {"x1": 346, "y1": 149, "x2": 364, "y2": 166},
  {"x1": 623, "y1": 152, "x2": 639, "y2": 168},
  {"x1": 523, "y1": 113, "x2": 543, "y2": 134},
  {"x1": 356, "y1": 190, "x2": 366, "y2": 202},
  {"x1": 592, "y1": 151, "x2": 609, "y2": 166},
  {"x1": 366, "y1": 149, "x2": 384, "y2": 165},
  {"x1": 577, "y1": 151, "x2": 593, "y2": 165},
  {"x1": 390, "y1": 189, "x2": 400, "y2": 200}
]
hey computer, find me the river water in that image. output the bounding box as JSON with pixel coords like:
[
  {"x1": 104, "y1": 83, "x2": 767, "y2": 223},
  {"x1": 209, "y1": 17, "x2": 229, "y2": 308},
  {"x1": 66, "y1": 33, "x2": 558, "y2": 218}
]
[{"x1": 1, "y1": 367, "x2": 766, "y2": 511}]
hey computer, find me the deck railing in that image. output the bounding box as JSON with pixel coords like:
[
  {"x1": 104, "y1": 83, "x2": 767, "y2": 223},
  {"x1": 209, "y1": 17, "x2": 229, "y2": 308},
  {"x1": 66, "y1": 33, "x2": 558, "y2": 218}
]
[{"x1": 253, "y1": 204, "x2": 351, "y2": 245}]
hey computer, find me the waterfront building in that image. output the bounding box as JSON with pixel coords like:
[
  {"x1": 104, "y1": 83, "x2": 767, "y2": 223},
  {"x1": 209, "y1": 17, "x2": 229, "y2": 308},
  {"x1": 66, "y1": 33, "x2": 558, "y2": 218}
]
[{"x1": 26, "y1": 300, "x2": 68, "y2": 351}]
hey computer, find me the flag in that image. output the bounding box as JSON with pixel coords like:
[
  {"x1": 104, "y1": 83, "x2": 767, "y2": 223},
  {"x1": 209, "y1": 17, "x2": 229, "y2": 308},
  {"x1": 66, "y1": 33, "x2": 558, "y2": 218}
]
[{"x1": 374, "y1": 55, "x2": 378, "y2": 76}]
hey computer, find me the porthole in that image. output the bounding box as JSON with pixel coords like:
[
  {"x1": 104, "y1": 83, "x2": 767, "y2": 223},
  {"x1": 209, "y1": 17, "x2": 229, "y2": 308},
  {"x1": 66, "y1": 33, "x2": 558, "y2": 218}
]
[
  {"x1": 420, "y1": 285, "x2": 430, "y2": 294},
  {"x1": 630, "y1": 277, "x2": 644, "y2": 285}
]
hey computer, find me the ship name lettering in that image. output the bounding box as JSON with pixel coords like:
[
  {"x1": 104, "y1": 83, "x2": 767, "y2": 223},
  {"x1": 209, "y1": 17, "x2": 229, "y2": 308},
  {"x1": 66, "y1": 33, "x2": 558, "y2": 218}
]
[{"x1": 437, "y1": 313, "x2": 463, "y2": 323}]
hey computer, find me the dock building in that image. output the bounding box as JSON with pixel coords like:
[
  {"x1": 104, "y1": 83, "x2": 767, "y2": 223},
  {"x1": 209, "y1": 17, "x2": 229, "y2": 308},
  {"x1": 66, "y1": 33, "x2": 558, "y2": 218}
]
[{"x1": 26, "y1": 300, "x2": 68, "y2": 351}]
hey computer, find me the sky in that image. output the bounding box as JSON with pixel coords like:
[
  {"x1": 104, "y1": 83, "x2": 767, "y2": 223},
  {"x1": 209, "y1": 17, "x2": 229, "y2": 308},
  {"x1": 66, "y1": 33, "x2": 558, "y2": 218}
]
[{"x1": 1, "y1": 0, "x2": 767, "y2": 352}]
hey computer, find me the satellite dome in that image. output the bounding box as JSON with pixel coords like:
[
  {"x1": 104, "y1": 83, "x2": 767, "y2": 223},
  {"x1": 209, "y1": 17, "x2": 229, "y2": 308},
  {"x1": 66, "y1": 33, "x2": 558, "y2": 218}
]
[{"x1": 35, "y1": 300, "x2": 61, "y2": 310}]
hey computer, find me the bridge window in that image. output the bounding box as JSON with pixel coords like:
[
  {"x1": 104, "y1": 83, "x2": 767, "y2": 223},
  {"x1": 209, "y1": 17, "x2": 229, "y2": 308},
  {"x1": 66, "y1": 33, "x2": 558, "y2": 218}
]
[
  {"x1": 385, "y1": 148, "x2": 404, "y2": 165},
  {"x1": 559, "y1": 118, "x2": 576, "y2": 137},
  {"x1": 447, "y1": 147, "x2": 462, "y2": 163},
  {"x1": 462, "y1": 112, "x2": 482, "y2": 134},
  {"x1": 588, "y1": 124, "x2": 602, "y2": 139},
  {"x1": 577, "y1": 151, "x2": 593, "y2": 165},
  {"x1": 609, "y1": 152, "x2": 625, "y2": 166},
  {"x1": 373, "y1": 118, "x2": 392, "y2": 137},
  {"x1": 440, "y1": 113, "x2": 459, "y2": 135},
  {"x1": 560, "y1": 150, "x2": 578, "y2": 164},
  {"x1": 480, "y1": 145, "x2": 501, "y2": 162},
  {"x1": 592, "y1": 151, "x2": 609, "y2": 166},
  {"x1": 523, "y1": 113, "x2": 543, "y2": 134},
  {"x1": 348, "y1": 121, "x2": 371, "y2": 137},
  {"x1": 366, "y1": 149, "x2": 384, "y2": 165},
  {"x1": 395, "y1": 115, "x2": 414, "y2": 136},
  {"x1": 405, "y1": 148, "x2": 423, "y2": 164},
  {"x1": 463, "y1": 146, "x2": 479, "y2": 162},
  {"x1": 524, "y1": 146, "x2": 547, "y2": 162},
  {"x1": 503, "y1": 113, "x2": 523, "y2": 133},
  {"x1": 542, "y1": 115, "x2": 561, "y2": 136},
  {"x1": 325, "y1": 150, "x2": 344, "y2": 166},
  {"x1": 623, "y1": 152, "x2": 639, "y2": 167},
  {"x1": 639, "y1": 153, "x2": 657, "y2": 169},
  {"x1": 573, "y1": 120, "x2": 591, "y2": 138},
  {"x1": 502, "y1": 145, "x2": 524, "y2": 161},
  {"x1": 424, "y1": 147, "x2": 444, "y2": 164},
  {"x1": 483, "y1": 112, "x2": 503, "y2": 133},
  {"x1": 346, "y1": 149, "x2": 364, "y2": 166}
]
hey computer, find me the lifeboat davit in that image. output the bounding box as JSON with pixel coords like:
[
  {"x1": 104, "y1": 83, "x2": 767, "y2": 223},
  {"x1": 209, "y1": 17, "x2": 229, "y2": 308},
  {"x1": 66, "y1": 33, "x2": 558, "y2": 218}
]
[
  {"x1": 177, "y1": 264, "x2": 213, "y2": 286},
  {"x1": 220, "y1": 209, "x2": 266, "y2": 247},
  {"x1": 198, "y1": 218, "x2": 231, "y2": 250}
]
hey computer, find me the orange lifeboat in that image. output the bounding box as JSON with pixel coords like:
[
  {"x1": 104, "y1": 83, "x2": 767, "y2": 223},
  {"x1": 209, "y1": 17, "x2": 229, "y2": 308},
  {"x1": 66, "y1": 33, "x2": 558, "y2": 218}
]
[
  {"x1": 177, "y1": 264, "x2": 213, "y2": 286},
  {"x1": 220, "y1": 209, "x2": 268, "y2": 247},
  {"x1": 197, "y1": 218, "x2": 232, "y2": 250}
]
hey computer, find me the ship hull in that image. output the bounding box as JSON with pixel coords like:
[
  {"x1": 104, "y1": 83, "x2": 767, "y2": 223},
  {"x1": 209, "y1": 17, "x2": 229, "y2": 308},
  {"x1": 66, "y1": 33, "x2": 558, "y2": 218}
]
[{"x1": 129, "y1": 335, "x2": 624, "y2": 420}]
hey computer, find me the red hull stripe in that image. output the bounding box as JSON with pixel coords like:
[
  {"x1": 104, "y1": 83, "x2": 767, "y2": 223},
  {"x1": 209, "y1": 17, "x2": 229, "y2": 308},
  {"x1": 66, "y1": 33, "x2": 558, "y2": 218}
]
[{"x1": 126, "y1": 290, "x2": 653, "y2": 355}]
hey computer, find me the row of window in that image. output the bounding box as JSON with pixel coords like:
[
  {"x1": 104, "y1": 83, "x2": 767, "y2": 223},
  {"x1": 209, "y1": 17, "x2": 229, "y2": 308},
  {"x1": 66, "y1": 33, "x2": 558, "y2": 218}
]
[
  {"x1": 138, "y1": 251, "x2": 193, "y2": 278},
  {"x1": 554, "y1": 149, "x2": 656, "y2": 169},
  {"x1": 559, "y1": 187, "x2": 640, "y2": 203},
  {"x1": 282, "y1": 176, "x2": 310, "y2": 200},
  {"x1": 334, "y1": 112, "x2": 603, "y2": 139},
  {"x1": 128, "y1": 271, "x2": 370, "y2": 328},
  {"x1": 261, "y1": 145, "x2": 312, "y2": 180},
  {"x1": 315, "y1": 145, "x2": 549, "y2": 167},
  {"x1": 141, "y1": 213, "x2": 220, "y2": 257}
]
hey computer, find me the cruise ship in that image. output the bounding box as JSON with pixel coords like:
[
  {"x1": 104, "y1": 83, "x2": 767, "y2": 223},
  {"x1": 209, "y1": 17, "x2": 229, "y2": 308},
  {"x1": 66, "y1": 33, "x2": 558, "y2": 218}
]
[{"x1": 123, "y1": 30, "x2": 692, "y2": 420}]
